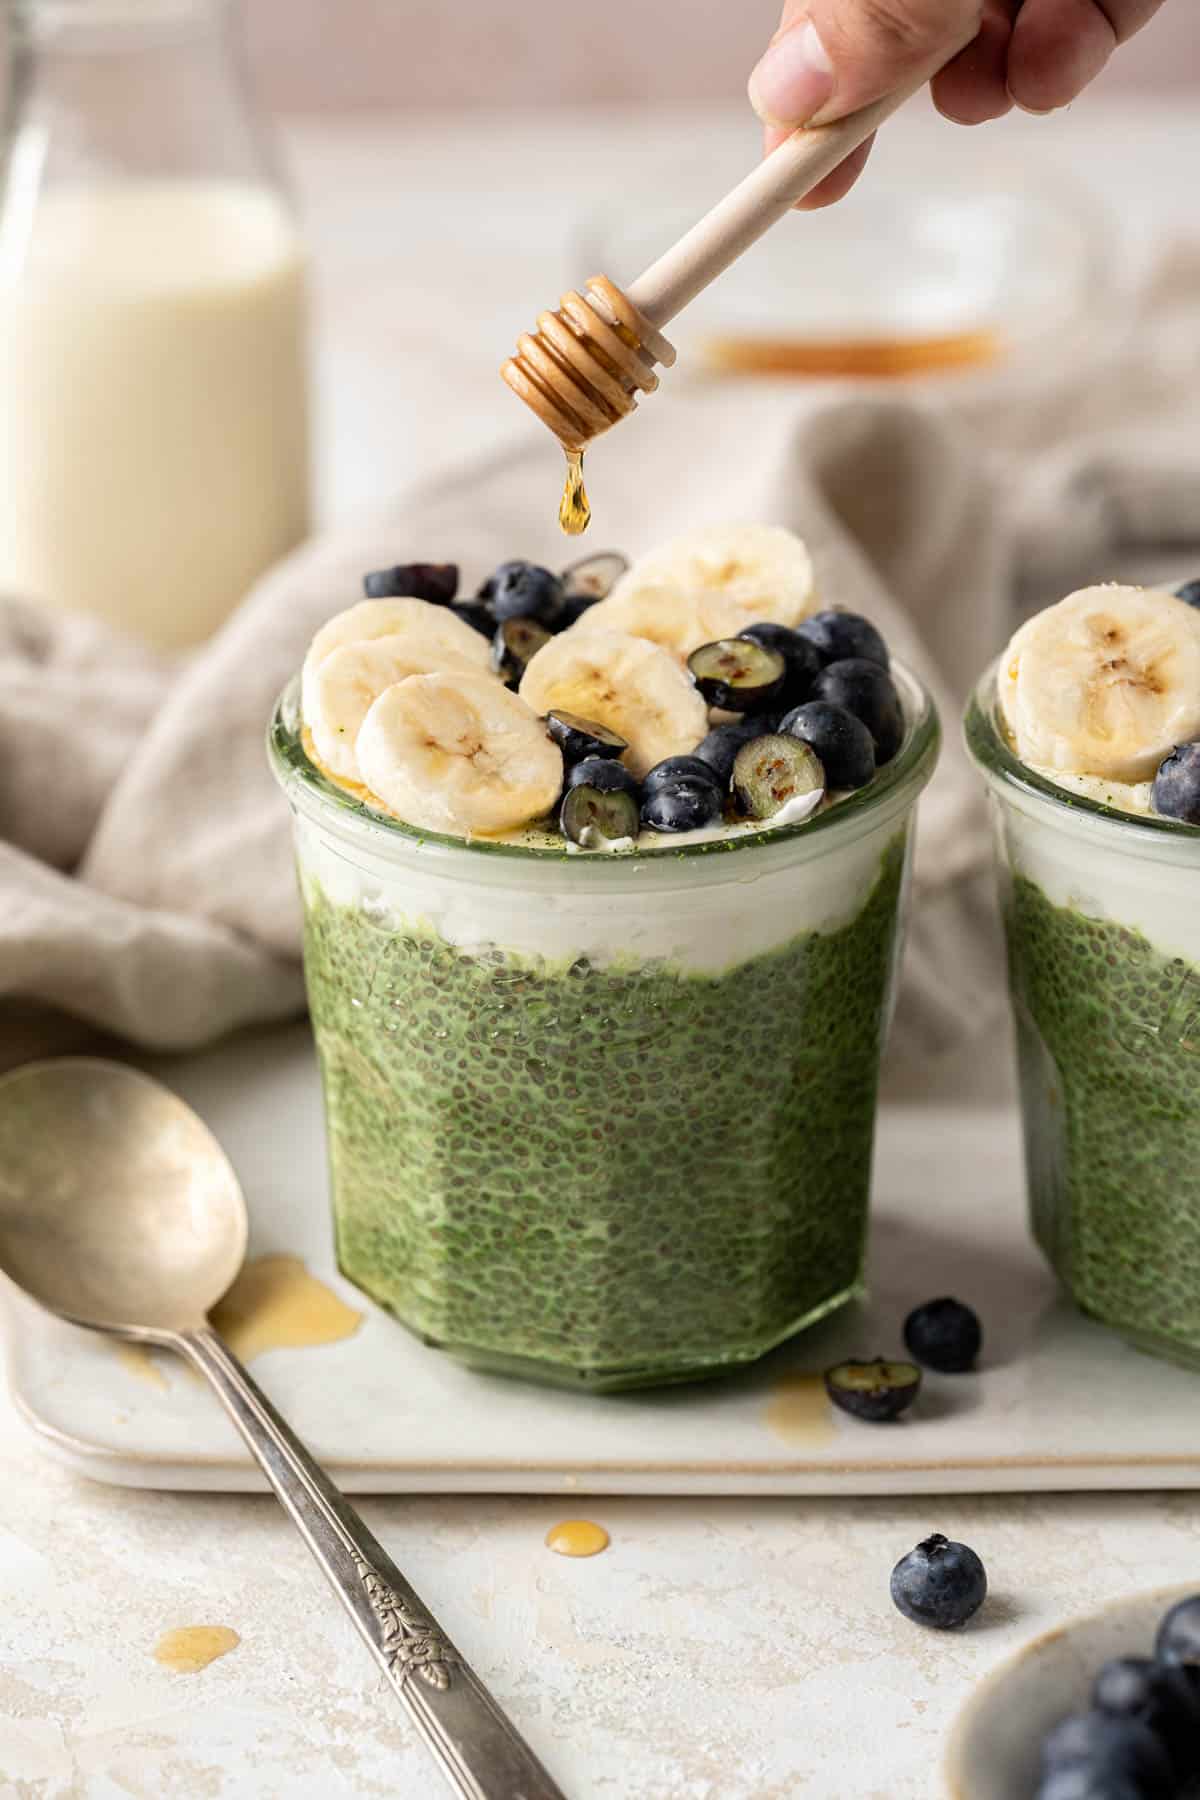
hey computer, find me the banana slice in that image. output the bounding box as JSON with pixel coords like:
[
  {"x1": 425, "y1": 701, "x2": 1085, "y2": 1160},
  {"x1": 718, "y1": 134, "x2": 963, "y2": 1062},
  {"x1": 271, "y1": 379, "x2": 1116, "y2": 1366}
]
[
  {"x1": 356, "y1": 672, "x2": 563, "y2": 836},
  {"x1": 1004, "y1": 584, "x2": 1200, "y2": 782},
  {"x1": 519, "y1": 628, "x2": 708, "y2": 777},
  {"x1": 607, "y1": 524, "x2": 817, "y2": 629},
  {"x1": 573, "y1": 583, "x2": 749, "y2": 664},
  {"x1": 309, "y1": 634, "x2": 494, "y2": 780},
  {"x1": 300, "y1": 598, "x2": 489, "y2": 725}
]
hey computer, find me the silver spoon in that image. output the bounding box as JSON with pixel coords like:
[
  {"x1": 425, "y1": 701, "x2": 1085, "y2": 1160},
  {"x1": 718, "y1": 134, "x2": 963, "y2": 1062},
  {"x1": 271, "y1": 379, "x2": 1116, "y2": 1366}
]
[{"x1": 0, "y1": 1057, "x2": 566, "y2": 1800}]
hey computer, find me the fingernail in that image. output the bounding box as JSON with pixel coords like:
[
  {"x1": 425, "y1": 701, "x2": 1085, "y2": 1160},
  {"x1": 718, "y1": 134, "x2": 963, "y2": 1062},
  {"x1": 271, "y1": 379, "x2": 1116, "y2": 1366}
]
[{"x1": 748, "y1": 19, "x2": 835, "y2": 128}]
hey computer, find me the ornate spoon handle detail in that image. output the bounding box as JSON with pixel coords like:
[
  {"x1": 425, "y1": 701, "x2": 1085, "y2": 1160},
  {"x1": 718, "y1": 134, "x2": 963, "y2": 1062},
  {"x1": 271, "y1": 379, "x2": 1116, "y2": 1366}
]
[{"x1": 181, "y1": 1326, "x2": 566, "y2": 1800}]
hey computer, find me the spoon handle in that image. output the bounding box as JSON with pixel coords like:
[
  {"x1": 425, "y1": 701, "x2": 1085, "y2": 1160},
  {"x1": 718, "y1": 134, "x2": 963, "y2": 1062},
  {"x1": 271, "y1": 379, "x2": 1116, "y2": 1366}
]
[{"x1": 180, "y1": 1326, "x2": 566, "y2": 1800}]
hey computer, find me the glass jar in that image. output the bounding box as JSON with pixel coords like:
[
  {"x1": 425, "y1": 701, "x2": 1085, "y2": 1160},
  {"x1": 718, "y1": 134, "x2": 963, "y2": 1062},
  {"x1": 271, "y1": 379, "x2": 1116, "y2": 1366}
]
[
  {"x1": 966, "y1": 669, "x2": 1200, "y2": 1369},
  {"x1": 270, "y1": 667, "x2": 939, "y2": 1392},
  {"x1": 0, "y1": 0, "x2": 310, "y2": 648}
]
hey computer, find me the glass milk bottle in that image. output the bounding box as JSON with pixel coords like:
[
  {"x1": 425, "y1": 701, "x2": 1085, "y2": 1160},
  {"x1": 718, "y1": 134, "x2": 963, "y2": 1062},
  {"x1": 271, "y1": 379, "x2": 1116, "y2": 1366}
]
[{"x1": 0, "y1": 0, "x2": 310, "y2": 648}]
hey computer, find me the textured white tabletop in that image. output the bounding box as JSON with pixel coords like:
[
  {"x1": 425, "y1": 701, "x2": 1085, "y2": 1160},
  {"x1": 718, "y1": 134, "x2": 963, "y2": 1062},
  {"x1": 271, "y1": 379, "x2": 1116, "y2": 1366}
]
[{"x1": 3, "y1": 98, "x2": 1200, "y2": 1799}]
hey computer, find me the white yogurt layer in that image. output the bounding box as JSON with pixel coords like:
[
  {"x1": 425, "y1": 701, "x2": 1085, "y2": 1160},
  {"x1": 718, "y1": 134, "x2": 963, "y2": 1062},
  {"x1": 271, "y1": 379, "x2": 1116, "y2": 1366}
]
[{"x1": 1026, "y1": 766, "x2": 1154, "y2": 818}]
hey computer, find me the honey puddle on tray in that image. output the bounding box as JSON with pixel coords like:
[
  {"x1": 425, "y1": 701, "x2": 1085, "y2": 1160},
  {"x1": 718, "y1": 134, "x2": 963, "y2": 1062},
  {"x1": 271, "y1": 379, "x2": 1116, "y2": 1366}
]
[
  {"x1": 153, "y1": 1625, "x2": 240, "y2": 1674},
  {"x1": 545, "y1": 1519, "x2": 610, "y2": 1558},
  {"x1": 765, "y1": 1373, "x2": 835, "y2": 1447}
]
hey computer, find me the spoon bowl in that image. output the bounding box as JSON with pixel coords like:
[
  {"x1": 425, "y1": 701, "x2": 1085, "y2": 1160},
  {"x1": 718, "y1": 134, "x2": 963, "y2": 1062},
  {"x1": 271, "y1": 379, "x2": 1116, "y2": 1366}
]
[{"x1": 0, "y1": 1058, "x2": 246, "y2": 1336}]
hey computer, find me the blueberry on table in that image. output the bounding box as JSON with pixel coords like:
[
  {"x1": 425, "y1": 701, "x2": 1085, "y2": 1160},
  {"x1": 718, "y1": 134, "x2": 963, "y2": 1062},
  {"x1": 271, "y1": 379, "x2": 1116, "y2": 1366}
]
[
  {"x1": 560, "y1": 781, "x2": 639, "y2": 847},
  {"x1": 560, "y1": 550, "x2": 628, "y2": 602},
  {"x1": 1092, "y1": 1656, "x2": 1200, "y2": 1782},
  {"x1": 812, "y1": 658, "x2": 905, "y2": 764},
  {"x1": 902, "y1": 1297, "x2": 982, "y2": 1373},
  {"x1": 642, "y1": 755, "x2": 723, "y2": 799},
  {"x1": 1156, "y1": 1593, "x2": 1200, "y2": 1667},
  {"x1": 479, "y1": 560, "x2": 565, "y2": 626},
  {"x1": 889, "y1": 1532, "x2": 986, "y2": 1629},
  {"x1": 1174, "y1": 579, "x2": 1200, "y2": 608},
  {"x1": 694, "y1": 716, "x2": 779, "y2": 785},
  {"x1": 564, "y1": 756, "x2": 640, "y2": 799},
  {"x1": 1152, "y1": 743, "x2": 1200, "y2": 825},
  {"x1": 545, "y1": 710, "x2": 628, "y2": 766},
  {"x1": 738, "y1": 622, "x2": 823, "y2": 704},
  {"x1": 450, "y1": 600, "x2": 494, "y2": 638},
  {"x1": 362, "y1": 561, "x2": 459, "y2": 604},
  {"x1": 687, "y1": 638, "x2": 787, "y2": 712},
  {"x1": 640, "y1": 779, "x2": 722, "y2": 834},
  {"x1": 779, "y1": 701, "x2": 876, "y2": 792},
  {"x1": 491, "y1": 617, "x2": 552, "y2": 685},
  {"x1": 824, "y1": 1357, "x2": 921, "y2": 1422},
  {"x1": 731, "y1": 734, "x2": 824, "y2": 822},
  {"x1": 1040, "y1": 1712, "x2": 1174, "y2": 1798},
  {"x1": 796, "y1": 609, "x2": 890, "y2": 670}
]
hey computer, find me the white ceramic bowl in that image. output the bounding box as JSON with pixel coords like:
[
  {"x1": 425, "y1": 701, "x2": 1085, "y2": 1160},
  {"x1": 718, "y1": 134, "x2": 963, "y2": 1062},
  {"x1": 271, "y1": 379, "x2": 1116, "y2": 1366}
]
[{"x1": 944, "y1": 1584, "x2": 1199, "y2": 1799}]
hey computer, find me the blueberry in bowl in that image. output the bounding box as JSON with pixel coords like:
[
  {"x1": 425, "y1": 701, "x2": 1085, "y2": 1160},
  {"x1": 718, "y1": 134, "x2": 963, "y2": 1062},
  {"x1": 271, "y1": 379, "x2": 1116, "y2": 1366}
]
[
  {"x1": 480, "y1": 560, "x2": 565, "y2": 626},
  {"x1": 780, "y1": 701, "x2": 876, "y2": 792},
  {"x1": 796, "y1": 608, "x2": 890, "y2": 670},
  {"x1": 813, "y1": 658, "x2": 905, "y2": 764}
]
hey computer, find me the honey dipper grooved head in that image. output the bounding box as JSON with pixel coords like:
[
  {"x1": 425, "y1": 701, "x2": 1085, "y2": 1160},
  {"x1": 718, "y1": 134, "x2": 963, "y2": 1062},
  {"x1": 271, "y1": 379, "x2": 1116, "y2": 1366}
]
[{"x1": 501, "y1": 275, "x2": 676, "y2": 452}]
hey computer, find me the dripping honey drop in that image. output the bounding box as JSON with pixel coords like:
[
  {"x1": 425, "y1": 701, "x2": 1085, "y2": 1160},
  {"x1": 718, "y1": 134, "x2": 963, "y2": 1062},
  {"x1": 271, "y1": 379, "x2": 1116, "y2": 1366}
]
[{"x1": 558, "y1": 450, "x2": 591, "y2": 537}]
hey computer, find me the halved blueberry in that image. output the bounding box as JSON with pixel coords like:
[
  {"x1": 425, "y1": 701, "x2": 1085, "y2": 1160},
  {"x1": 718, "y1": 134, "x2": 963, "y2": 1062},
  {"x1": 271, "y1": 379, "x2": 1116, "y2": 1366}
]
[
  {"x1": 731, "y1": 734, "x2": 824, "y2": 821},
  {"x1": 560, "y1": 782, "x2": 639, "y2": 847},
  {"x1": 545, "y1": 710, "x2": 628, "y2": 765},
  {"x1": 694, "y1": 716, "x2": 779, "y2": 785},
  {"x1": 825, "y1": 1358, "x2": 921, "y2": 1422},
  {"x1": 491, "y1": 617, "x2": 552, "y2": 685},
  {"x1": 561, "y1": 550, "x2": 628, "y2": 602},
  {"x1": 449, "y1": 600, "x2": 495, "y2": 638},
  {"x1": 564, "y1": 756, "x2": 639, "y2": 798},
  {"x1": 890, "y1": 1533, "x2": 987, "y2": 1629},
  {"x1": 640, "y1": 779, "x2": 722, "y2": 833},
  {"x1": 688, "y1": 638, "x2": 786, "y2": 712},
  {"x1": 642, "y1": 755, "x2": 723, "y2": 799},
  {"x1": 796, "y1": 609, "x2": 890, "y2": 670},
  {"x1": 738, "y1": 622, "x2": 823, "y2": 704},
  {"x1": 1174, "y1": 579, "x2": 1200, "y2": 609},
  {"x1": 780, "y1": 700, "x2": 876, "y2": 792},
  {"x1": 479, "y1": 560, "x2": 565, "y2": 626},
  {"x1": 1152, "y1": 743, "x2": 1200, "y2": 825},
  {"x1": 903, "y1": 1298, "x2": 982, "y2": 1373},
  {"x1": 363, "y1": 562, "x2": 458, "y2": 604},
  {"x1": 813, "y1": 658, "x2": 904, "y2": 763}
]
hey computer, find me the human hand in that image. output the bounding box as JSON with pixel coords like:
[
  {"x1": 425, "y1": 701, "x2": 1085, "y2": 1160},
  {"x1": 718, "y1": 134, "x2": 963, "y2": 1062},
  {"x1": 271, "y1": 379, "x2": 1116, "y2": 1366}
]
[{"x1": 748, "y1": 0, "x2": 1171, "y2": 207}]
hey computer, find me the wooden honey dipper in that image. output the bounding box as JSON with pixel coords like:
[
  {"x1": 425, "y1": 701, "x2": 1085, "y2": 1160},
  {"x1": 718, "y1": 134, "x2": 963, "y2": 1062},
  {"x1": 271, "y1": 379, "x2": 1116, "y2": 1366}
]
[{"x1": 501, "y1": 55, "x2": 974, "y2": 531}]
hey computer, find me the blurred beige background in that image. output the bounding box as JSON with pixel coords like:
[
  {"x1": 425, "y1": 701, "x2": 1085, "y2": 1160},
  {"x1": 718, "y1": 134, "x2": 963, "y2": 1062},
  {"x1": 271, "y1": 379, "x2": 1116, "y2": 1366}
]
[{"x1": 245, "y1": 1, "x2": 1200, "y2": 110}]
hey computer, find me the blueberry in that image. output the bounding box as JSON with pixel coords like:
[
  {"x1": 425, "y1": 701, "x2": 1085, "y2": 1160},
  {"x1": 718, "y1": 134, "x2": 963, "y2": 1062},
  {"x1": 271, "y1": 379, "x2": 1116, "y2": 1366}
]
[
  {"x1": 812, "y1": 659, "x2": 905, "y2": 763},
  {"x1": 694, "y1": 716, "x2": 779, "y2": 785},
  {"x1": 796, "y1": 609, "x2": 890, "y2": 670},
  {"x1": 560, "y1": 550, "x2": 628, "y2": 602},
  {"x1": 779, "y1": 701, "x2": 876, "y2": 792},
  {"x1": 1093, "y1": 1657, "x2": 1200, "y2": 1781},
  {"x1": 688, "y1": 638, "x2": 786, "y2": 712},
  {"x1": 738, "y1": 622, "x2": 823, "y2": 704},
  {"x1": 640, "y1": 780, "x2": 722, "y2": 834},
  {"x1": 1035, "y1": 1769, "x2": 1154, "y2": 1800},
  {"x1": 1156, "y1": 1593, "x2": 1200, "y2": 1667},
  {"x1": 642, "y1": 756, "x2": 723, "y2": 799},
  {"x1": 903, "y1": 1298, "x2": 982, "y2": 1373},
  {"x1": 825, "y1": 1357, "x2": 921, "y2": 1423},
  {"x1": 1040, "y1": 1712, "x2": 1174, "y2": 1797},
  {"x1": 479, "y1": 560, "x2": 565, "y2": 626},
  {"x1": 560, "y1": 782, "x2": 639, "y2": 848},
  {"x1": 558, "y1": 593, "x2": 603, "y2": 630},
  {"x1": 564, "y1": 756, "x2": 639, "y2": 799},
  {"x1": 545, "y1": 710, "x2": 628, "y2": 766},
  {"x1": 450, "y1": 600, "x2": 494, "y2": 638},
  {"x1": 890, "y1": 1532, "x2": 986, "y2": 1630},
  {"x1": 1151, "y1": 743, "x2": 1200, "y2": 825},
  {"x1": 362, "y1": 561, "x2": 458, "y2": 604},
  {"x1": 491, "y1": 617, "x2": 552, "y2": 685},
  {"x1": 1174, "y1": 579, "x2": 1200, "y2": 609},
  {"x1": 731, "y1": 734, "x2": 824, "y2": 821}
]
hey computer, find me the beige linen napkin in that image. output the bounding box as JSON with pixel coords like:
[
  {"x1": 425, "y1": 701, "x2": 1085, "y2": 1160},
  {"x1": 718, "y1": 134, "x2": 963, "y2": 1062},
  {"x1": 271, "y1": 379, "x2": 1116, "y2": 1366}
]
[{"x1": 3, "y1": 250, "x2": 1198, "y2": 1060}]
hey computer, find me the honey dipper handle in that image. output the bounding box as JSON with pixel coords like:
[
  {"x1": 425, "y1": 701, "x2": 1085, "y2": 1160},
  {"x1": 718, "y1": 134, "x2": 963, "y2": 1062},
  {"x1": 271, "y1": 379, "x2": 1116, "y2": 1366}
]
[{"x1": 626, "y1": 70, "x2": 947, "y2": 331}]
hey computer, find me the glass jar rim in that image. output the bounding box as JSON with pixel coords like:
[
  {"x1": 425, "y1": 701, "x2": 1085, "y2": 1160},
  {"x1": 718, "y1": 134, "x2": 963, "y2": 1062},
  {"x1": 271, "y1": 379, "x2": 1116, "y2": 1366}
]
[
  {"x1": 964, "y1": 659, "x2": 1200, "y2": 860},
  {"x1": 267, "y1": 661, "x2": 939, "y2": 881},
  {"x1": 11, "y1": 0, "x2": 231, "y2": 42}
]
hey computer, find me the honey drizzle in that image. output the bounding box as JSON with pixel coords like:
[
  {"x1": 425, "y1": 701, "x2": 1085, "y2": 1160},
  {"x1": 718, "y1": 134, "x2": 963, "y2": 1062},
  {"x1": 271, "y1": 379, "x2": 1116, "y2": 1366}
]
[
  {"x1": 558, "y1": 449, "x2": 591, "y2": 537},
  {"x1": 153, "y1": 1625, "x2": 240, "y2": 1673}
]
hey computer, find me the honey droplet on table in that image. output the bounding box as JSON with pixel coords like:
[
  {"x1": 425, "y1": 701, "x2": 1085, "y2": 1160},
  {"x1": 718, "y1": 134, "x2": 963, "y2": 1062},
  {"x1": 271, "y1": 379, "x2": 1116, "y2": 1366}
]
[
  {"x1": 545, "y1": 1519, "x2": 610, "y2": 1558},
  {"x1": 558, "y1": 450, "x2": 590, "y2": 537},
  {"x1": 764, "y1": 1372, "x2": 835, "y2": 1447},
  {"x1": 210, "y1": 1255, "x2": 363, "y2": 1363},
  {"x1": 153, "y1": 1625, "x2": 240, "y2": 1674}
]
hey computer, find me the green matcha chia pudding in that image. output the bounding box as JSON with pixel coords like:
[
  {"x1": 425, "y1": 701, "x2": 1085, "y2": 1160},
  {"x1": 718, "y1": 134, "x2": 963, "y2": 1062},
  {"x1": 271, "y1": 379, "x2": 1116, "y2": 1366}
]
[
  {"x1": 270, "y1": 528, "x2": 938, "y2": 1388},
  {"x1": 967, "y1": 579, "x2": 1200, "y2": 1370}
]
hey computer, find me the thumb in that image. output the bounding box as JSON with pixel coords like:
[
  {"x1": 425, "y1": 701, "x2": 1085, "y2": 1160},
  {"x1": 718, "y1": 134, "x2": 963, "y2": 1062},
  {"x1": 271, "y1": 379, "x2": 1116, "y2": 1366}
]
[{"x1": 749, "y1": 0, "x2": 983, "y2": 130}]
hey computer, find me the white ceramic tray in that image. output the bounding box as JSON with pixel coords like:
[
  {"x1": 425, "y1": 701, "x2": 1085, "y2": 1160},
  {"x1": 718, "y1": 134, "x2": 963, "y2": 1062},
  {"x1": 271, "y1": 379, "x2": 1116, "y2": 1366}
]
[{"x1": 5, "y1": 1024, "x2": 1199, "y2": 1494}]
